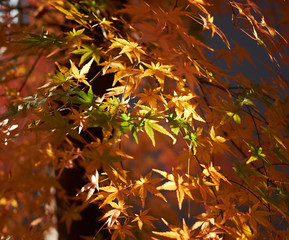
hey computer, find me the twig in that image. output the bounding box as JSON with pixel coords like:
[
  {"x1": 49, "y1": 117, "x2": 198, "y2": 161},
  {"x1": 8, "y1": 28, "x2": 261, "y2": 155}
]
[{"x1": 19, "y1": 49, "x2": 44, "y2": 92}]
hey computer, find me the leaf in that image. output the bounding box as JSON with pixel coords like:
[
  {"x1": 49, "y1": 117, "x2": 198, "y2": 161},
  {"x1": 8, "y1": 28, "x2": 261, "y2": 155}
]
[
  {"x1": 144, "y1": 119, "x2": 155, "y2": 146},
  {"x1": 144, "y1": 119, "x2": 176, "y2": 146},
  {"x1": 200, "y1": 14, "x2": 230, "y2": 49},
  {"x1": 77, "y1": 87, "x2": 94, "y2": 104},
  {"x1": 99, "y1": 200, "x2": 130, "y2": 232},
  {"x1": 133, "y1": 172, "x2": 167, "y2": 208},
  {"x1": 154, "y1": 169, "x2": 194, "y2": 210},
  {"x1": 132, "y1": 209, "x2": 157, "y2": 230},
  {"x1": 226, "y1": 112, "x2": 241, "y2": 125},
  {"x1": 233, "y1": 113, "x2": 241, "y2": 125},
  {"x1": 233, "y1": 160, "x2": 265, "y2": 184},
  {"x1": 69, "y1": 58, "x2": 94, "y2": 86},
  {"x1": 13, "y1": 27, "x2": 63, "y2": 49},
  {"x1": 64, "y1": 28, "x2": 92, "y2": 49},
  {"x1": 111, "y1": 221, "x2": 135, "y2": 240},
  {"x1": 60, "y1": 204, "x2": 82, "y2": 234},
  {"x1": 72, "y1": 44, "x2": 102, "y2": 66},
  {"x1": 142, "y1": 62, "x2": 176, "y2": 89},
  {"x1": 201, "y1": 162, "x2": 231, "y2": 191},
  {"x1": 76, "y1": 169, "x2": 99, "y2": 200},
  {"x1": 248, "y1": 203, "x2": 274, "y2": 232},
  {"x1": 109, "y1": 38, "x2": 146, "y2": 63},
  {"x1": 153, "y1": 218, "x2": 191, "y2": 240},
  {"x1": 137, "y1": 87, "x2": 166, "y2": 110},
  {"x1": 98, "y1": 185, "x2": 130, "y2": 208},
  {"x1": 210, "y1": 126, "x2": 226, "y2": 144},
  {"x1": 245, "y1": 142, "x2": 269, "y2": 164}
]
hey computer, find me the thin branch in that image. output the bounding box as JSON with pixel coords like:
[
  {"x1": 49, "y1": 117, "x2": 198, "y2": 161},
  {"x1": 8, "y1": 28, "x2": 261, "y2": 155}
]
[{"x1": 19, "y1": 48, "x2": 44, "y2": 92}]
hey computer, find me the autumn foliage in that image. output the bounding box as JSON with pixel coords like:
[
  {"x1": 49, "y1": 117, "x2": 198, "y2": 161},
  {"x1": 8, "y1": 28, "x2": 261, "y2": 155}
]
[{"x1": 1, "y1": 0, "x2": 289, "y2": 239}]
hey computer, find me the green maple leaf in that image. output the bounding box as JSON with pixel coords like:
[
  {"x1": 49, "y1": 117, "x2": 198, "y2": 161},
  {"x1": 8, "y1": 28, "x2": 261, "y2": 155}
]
[
  {"x1": 72, "y1": 44, "x2": 102, "y2": 65},
  {"x1": 144, "y1": 119, "x2": 175, "y2": 146}
]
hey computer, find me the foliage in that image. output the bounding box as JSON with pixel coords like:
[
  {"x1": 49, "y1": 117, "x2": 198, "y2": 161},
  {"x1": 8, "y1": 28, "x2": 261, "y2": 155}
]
[{"x1": 1, "y1": 0, "x2": 289, "y2": 239}]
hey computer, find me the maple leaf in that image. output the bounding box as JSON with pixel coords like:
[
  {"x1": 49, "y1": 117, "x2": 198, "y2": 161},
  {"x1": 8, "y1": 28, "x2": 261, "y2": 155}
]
[
  {"x1": 201, "y1": 162, "x2": 231, "y2": 191},
  {"x1": 70, "y1": 108, "x2": 89, "y2": 134},
  {"x1": 154, "y1": 169, "x2": 194, "y2": 210},
  {"x1": 142, "y1": 62, "x2": 176, "y2": 89},
  {"x1": 166, "y1": 91, "x2": 205, "y2": 122},
  {"x1": 143, "y1": 118, "x2": 176, "y2": 146},
  {"x1": 174, "y1": 61, "x2": 202, "y2": 94},
  {"x1": 99, "y1": 200, "x2": 130, "y2": 233},
  {"x1": 216, "y1": 48, "x2": 238, "y2": 69},
  {"x1": 98, "y1": 185, "x2": 130, "y2": 208},
  {"x1": 153, "y1": 218, "x2": 191, "y2": 240},
  {"x1": 137, "y1": 87, "x2": 167, "y2": 110},
  {"x1": 60, "y1": 203, "x2": 82, "y2": 234},
  {"x1": 191, "y1": 211, "x2": 215, "y2": 231},
  {"x1": 92, "y1": 15, "x2": 117, "y2": 38},
  {"x1": 132, "y1": 171, "x2": 167, "y2": 208},
  {"x1": 118, "y1": 1, "x2": 151, "y2": 22},
  {"x1": 233, "y1": 41, "x2": 254, "y2": 66},
  {"x1": 111, "y1": 221, "x2": 135, "y2": 240},
  {"x1": 109, "y1": 38, "x2": 146, "y2": 63},
  {"x1": 69, "y1": 58, "x2": 94, "y2": 86},
  {"x1": 233, "y1": 160, "x2": 265, "y2": 184},
  {"x1": 101, "y1": 59, "x2": 142, "y2": 87},
  {"x1": 208, "y1": 126, "x2": 228, "y2": 154},
  {"x1": 55, "y1": 147, "x2": 83, "y2": 177},
  {"x1": 76, "y1": 169, "x2": 99, "y2": 200},
  {"x1": 72, "y1": 44, "x2": 102, "y2": 66},
  {"x1": 132, "y1": 209, "x2": 157, "y2": 230},
  {"x1": 215, "y1": 197, "x2": 240, "y2": 224},
  {"x1": 200, "y1": 14, "x2": 230, "y2": 49},
  {"x1": 188, "y1": 0, "x2": 212, "y2": 14},
  {"x1": 247, "y1": 203, "x2": 274, "y2": 232},
  {"x1": 209, "y1": 126, "x2": 226, "y2": 144},
  {"x1": 245, "y1": 141, "x2": 268, "y2": 164},
  {"x1": 261, "y1": 126, "x2": 287, "y2": 150},
  {"x1": 64, "y1": 28, "x2": 92, "y2": 49},
  {"x1": 167, "y1": 91, "x2": 195, "y2": 117}
]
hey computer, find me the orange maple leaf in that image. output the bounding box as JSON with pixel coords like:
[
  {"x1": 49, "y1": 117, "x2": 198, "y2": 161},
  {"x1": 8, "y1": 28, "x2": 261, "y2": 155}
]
[
  {"x1": 132, "y1": 208, "x2": 157, "y2": 230},
  {"x1": 99, "y1": 200, "x2": 130, "y2": 233},
  {"x1": 133, "y1": 171, "x2": 167, "y2": 208},
  {"x1": 137, "y1": 87, "x2": 166, "y2": 110}
]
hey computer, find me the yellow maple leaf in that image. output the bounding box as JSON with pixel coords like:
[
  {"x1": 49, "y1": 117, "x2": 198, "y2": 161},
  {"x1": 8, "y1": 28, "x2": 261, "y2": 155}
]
[
  {"x1": 210, "y1": 126, "x2": 226, "y2": 144},
  {"x1": 110, "y1": 38, "x2": 146, "y2": 63},
  {"x1": 201, "y1": 162, "x2": 231, "y2": 191},
  {"x1": 142, "y1": 62, "x2": 176, "y2": 89},
  {"x1": 154, "y1": 169, "x2": 194, "y2": 210},
  {"x1": 69, "y1": 58, "x2": 94, "y2": 86},
  {"x1": 153, "y1": 218, "x2": 191, "y2": 240}
]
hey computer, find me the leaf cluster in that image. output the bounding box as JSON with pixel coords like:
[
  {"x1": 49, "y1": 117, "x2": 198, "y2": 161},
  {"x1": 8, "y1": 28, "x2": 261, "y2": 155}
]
[{"x1": 1, "y1": 0, "x2": 289, "y2": 239}]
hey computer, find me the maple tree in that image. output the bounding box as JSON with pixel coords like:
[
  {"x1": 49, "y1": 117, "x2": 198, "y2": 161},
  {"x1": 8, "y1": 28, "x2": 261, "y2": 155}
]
[{"x1": 1, "y1": 0, "x2": 289, "y2": 239}]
